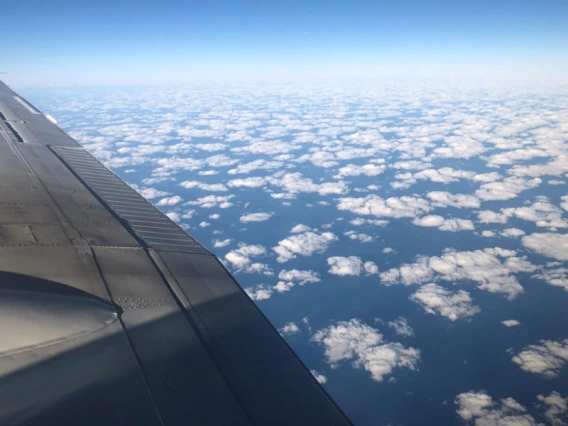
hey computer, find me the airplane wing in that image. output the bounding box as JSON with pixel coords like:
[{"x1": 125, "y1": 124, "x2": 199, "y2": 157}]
[{"x1": 0, "y1": 81, "x2": 352, "y2": 426}]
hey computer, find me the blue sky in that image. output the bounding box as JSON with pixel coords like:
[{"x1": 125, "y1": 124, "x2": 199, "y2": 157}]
[{"x1": 4, "y1": 0, "x2": 568, "y2": 85}]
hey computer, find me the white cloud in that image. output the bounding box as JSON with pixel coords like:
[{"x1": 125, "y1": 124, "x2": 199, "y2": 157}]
[
  {"x1": 240, "y1": 212, "x2": 273, "y2": 223},
  {"x1": 478, "y1": 209, "x2": 514, "y2": 224},
  {"x1": 224, "y1": 244, "x2": 273, "y2": 275},
  {"x1": 364, "y1": 261, "x2": 379, "y2": 275},
  {"x1": 273, "y1": 231, "x2": 338, "y2": 263},
  {"x1": 185, "y1": 194, "x2": 235, "y2": 208},
  {"x1": 199, "y1": 221, "x2": 210, "y2": 228},
  {"x1": 413, "y1": 215, "x2": 474, "y2": 232},
  {"x1": 334, "y1": 163, "x2": 385, "y2": 178},
  {"x1": 290, "y1": 224, "x2": 311, "y2": 233},
  {"x1": 328, "y1": 256, "x2": 364, "y2": 276},
  {"x1": 278, "y1": 269, "x2": 321, "y2": 285},
  {"x1": 227, "y1": 177, "x2": 267, "y2": 188},
  {"x1": 267, "y1": 172, "x2": 349, "y2": 196},
  {"x1": 179, "y1": 180, "x2": 228, "y2": 191},
  {"x1": 165, "y1": 212, "x2": 181, "y2": 222},
  {"x1": 455, "y1": 391, "x2": 538, "y2": 425},
  {"x1": 410, "y1": 283, "x2": 480, "y2": 321},
  {"x1": 537, "y1": 391, "x2": 568, "y2": 426},
  {"x1": 501, "y1": 228, "x2": 525, "y2": 238},
  {"x1": 310, "y1": 370, "x2": 328, "y2": 384},
  {"x1": 311, "y1": 319, "x2": 420, "y2": 382},
  {"x1": 344, "y1": 230, "x2": 374, "y2": 243},
  {"x1": 380, "y1": 248, "x2": 534, "y2": 299},
  {"x1": 502, "y1": 320, "x2": 521, "y2": 327},
  {"x1": 279, "y1": 322, "x2": 300, "y2": 336},
  {"x1": 387, "y1": 317, "x2": 414, "y2": 337},
  {"x1": 534, "y1": 268, "x2": 568, "y2": 292},
  {"x1": 157, "y1": 195, "x2": 183, "y2": 206},
  {"x1": 523, "y1": 233, "x2": 568, "y2": 261},
  {"x1": 244, "y1": 284, "x2": 273, "y2": 301},
  {"x1": 337, "y1": 195, "x2": 431, "y2": 218},
  {"x1": 476, "y1": 176, "x2": 542, "y2": 201},
  {"x1": 213, "y1": 238, "x2": 232, "y2": 248},
  {"x1": 511, "y1": 339, "x2": 568, "y2": 377},
  {"x1": 133, "y1": 186, "x2": 171, "y2": 199},
  {"x1": 427, "y1": 191, "x2": 480, "y2": 209}
]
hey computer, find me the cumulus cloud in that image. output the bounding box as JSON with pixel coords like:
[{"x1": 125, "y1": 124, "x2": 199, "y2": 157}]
[
  {"x1": 328, "y1": 256, "x2": 364, "y2": 276},
  {"x1": 224, "y1": 244, "x2": 273, "y2": 275},
  {"x1": 279, "y1": 322, "x2": 300, "y2": 336},
  {"x1": 267, "y1": 172, "x2": 349, "y2": 196},
  {"x1": 344, "y1": 230, "x2": 374, "y2": 243},
  {"x1": 337, "y1": 195, "x2": 431, "y2": 218},
  {"x1": 310, "y1": 370, "x2": 328, "y2": 384},
  {"x1": 213, "y1": 238, "x2": 232, "y2": 248},
  {"x1": 244, "y1": 284, "x2": 273, "y2": 301},
  {"x1": 157, "y1": 195, "x2": 183, "y2": 206},
  {"x1": 426, "y1": 191, "x2": 480, "y2": 209},
  {"x1": 387, "y1": 317, "x2": 414, "y2": 337},
  {"x1": 227, "y1": 177, "x2": 267, "y2": 188},
  {"x1": 290, "y1": 224, "x2": 311, "y2": 233},
  {"x1": 413, "y1": 215, "x2": 475, "y2": 232},
  {"x1": 380, "y1": 248, "x2": 535, "y2": 299},
  {"x1": 537, "y1": 391, "x2": 568, "y2": 426},
  {"x1": 273, "y1": 231, "x2": 338, "y2": 263},
  {"x1": 455, "y1": 391, "x2": 538, "y2": 425},
  {"x1": 185, "y1": 195, "x2": 235, "y2": 208},
  {"x1": 132, "y1": 186, "x2": 171, "y2": 199},
  {"x1": 179, "y1": 180, "x2": 228, "y2": 191},
  {"x1": 523, "y1": 233, "x2": 568, "y2": 261},
  {"x1": 475, "y1": 177, "x2": 542, "y2": 201},
  {"x1": 278, "y1": 269, "x2": 321, "y2": 285},
  {"x1": 510, "y1": 339, "x2": 568, "y2": 377},
  {"x1": 502, "y1": 320, "x2": 521, "y2": 327},
  {"x1": 534, "y1": 268, "x2": 568, "y2": 292},
  {"x1": 334, "y1": 163, "x2": 385, "y2": 178},
  {"x1": 410, "y1": 283, "x2": 480, "y2": 321},
  {"x1": 311, "y1": 319, "x2": 420, "y2": 382},
  {"x1": 240, "y1": 212, "x2": 273, "y2": 223}
]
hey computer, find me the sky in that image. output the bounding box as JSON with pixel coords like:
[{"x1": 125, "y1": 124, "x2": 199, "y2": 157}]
[{"x1": 3, "y1": 0, "x2": 568, "y2": 86}]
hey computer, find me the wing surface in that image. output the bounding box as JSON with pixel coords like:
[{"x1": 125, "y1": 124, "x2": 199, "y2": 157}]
[{"x1": 0, "y1": 81, "x2": 352, "y2": 426}]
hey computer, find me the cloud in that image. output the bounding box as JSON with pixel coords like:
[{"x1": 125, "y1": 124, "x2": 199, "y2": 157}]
[
  {"x1": 426, "y1": 191, "x2": 480, "y2": 209},
  {"x1": 312, "y1": 319, "x2": 420, "y2": 382},
  {"x1": 337, "y1": 195, "x2": 431, "y2": 218},
  {"x1": 410, "y1": 283, "x2": 480, "y2": 321},
  {"x1": 224, "y1": 244, "x2": 273, "y2": 275},
  {"x1": 278, "y1": 269, "x2": 321, "y2": 285},
  {"x1": 244, "y1": 284, "x2": 273, "y2": 301},
  {"x1": 267, "y1": 172, "x2": 349, "y2": 196},
  {"x1": 500, "y1": 228, "x2": 525, "y2": 238},
  {"x1": 185, "y1": 194, "x2": 235, "y2": 208},
  {"x1": 344, "y1": 230, "x2": 374, "y2": 242},
  {"x1": 413, "y1": 215, "x2": 475, "y2": 232},
  {"x1": 290, "y1": 224, "x2": 311, "y2": 233},
  {"x1": 131, "y1": 186, "x2": 171, "y2": 199},
  {"x1": 213, "y1": 238, "x2": 232, "y2": 248},
  {"x1": 510, "y1": 339, "x2": 568, "y2": 377},
  {"x1": 502, "y1": 320, "x2": 521, "y2": 327},
  {"x1": 534, "y1": 268, "x2": 568, "y2": 292},
  {"x1": 537, "y1": 391, "x2": 568, "y2": 426},
  {"x1": 475, "y1": 176, "x2": 542, "y2": 201},
  {"x1": 334, "y1": 163, "x2": 385, "y2": 178},
  {"x1": 279, "y1": 322, "x2": 300, "y2": 336},
  {"x1": 310, "y1": 370, "x2": 328, "y2": 384},
  {"x1": 380, "y1": 247, "x2": 534, "y2": 299},
  {"x1": 240, "y1": 212, "x2": 273, "y2": 223},
  {"x1": 165, "y1": 212, "x2": 181, "y2": 222},
  {"x1": 273, "y1": 231, "x2": 338, "y2": 263},
  {"x1": 364, "y1": 261, "x2": 379, "y2": 275},
  {"x1": 387, "y1": 317, "x2": 414, "y2": 337},
  {"x1": 328, "y1": 256, "x2": 364, "y2": 276},
  {"x1": 179, "y1": 180, "x2": 228, "y2": 191},
  {"x1": 523, "y1": 233, "x2": 568, "y2": 261},
  {"x1": 156, "y1": 195, "x2": 183, "y2": 206},
  {"x1": 227, "y1": 177, "x2": 267, "y2": 188},
  {"x1": 455, "y1": 391, "x2": 538, "y2": 425}
]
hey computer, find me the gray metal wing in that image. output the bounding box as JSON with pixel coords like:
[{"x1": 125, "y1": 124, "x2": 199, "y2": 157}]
[{"x1": 0, "y1": 81, "x2": 352, "y2": 426}]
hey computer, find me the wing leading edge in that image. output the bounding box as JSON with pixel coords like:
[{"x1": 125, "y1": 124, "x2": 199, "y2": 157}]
[{"x1": 0, "y1": 81, "x2": 352, "y2": 426}]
